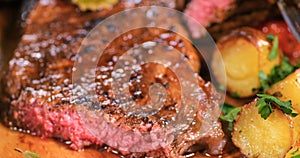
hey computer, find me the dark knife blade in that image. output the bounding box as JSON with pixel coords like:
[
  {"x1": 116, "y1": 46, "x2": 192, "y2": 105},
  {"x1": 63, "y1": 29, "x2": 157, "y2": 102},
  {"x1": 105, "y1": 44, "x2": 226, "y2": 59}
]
[{"x1": 277, "y1": 0, "x2": 300, "y2": 42}]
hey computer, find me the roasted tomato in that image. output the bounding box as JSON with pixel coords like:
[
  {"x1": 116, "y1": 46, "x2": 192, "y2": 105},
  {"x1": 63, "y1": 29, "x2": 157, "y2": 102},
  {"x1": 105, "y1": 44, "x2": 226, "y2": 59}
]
[{"x1": 261, "y1": 21, "x2": 300, "y2": 64}]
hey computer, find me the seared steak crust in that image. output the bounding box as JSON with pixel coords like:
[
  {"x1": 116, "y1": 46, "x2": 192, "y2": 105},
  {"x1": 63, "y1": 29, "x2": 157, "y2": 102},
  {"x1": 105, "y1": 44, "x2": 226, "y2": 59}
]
[{"x1": 184, "y1": 0, "x2": 279, "y2": 39}]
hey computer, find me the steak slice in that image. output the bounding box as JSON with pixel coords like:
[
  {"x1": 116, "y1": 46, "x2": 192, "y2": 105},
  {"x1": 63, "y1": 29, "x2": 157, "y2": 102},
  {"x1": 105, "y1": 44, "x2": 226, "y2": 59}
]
[
  {"x1": 184, "y1": 0, "x2": 279, "y2": 39},
  {"x1": 2, "y1": 0, "x2": 225, "y2": 157}
]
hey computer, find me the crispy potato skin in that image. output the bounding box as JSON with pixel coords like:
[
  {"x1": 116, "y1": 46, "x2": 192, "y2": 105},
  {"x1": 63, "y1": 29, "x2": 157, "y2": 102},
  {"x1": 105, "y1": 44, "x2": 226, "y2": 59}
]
[
  {"x1": 267, "y1": 69, "x2": 300, "y2": 151},
  {"x1": 267, "y1": 69, "x2": 300, "y2": 113},
  {"x1": 212, "y1": 27, "x2": 281, "y2": 98},
  {"x1": 285, "y1": 143, "x2": 300, "y2": 158},
  {"x1": 232, "y1": 100, "x2": 294, "y2": 158}
]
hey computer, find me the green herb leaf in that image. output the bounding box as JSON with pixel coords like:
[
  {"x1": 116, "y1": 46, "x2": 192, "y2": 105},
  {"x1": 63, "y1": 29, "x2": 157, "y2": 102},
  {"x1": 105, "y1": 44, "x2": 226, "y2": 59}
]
[
  {"x1": 292, "y1": 154, "x2": 300, "y2": 158},
  {"x1": 230, "y1": 92, "x2": 240, "y2": 98},
  {"x1": 23, "y1": 151, "x2": 40, "y2": 158},
  {"x1": 15, "y1": 148, "x2": 40, "y2": 158},
  {"x1": 268, "y1": 35, "x2": 279, "y2": 60},
  {"x1": 258, "y1": 71, "x2": 270, "y2": 92},
  {"x1": 256, "y1": 94, "x2": 298, "y2": 119},
  {"x1": 270, "y1": 56, "x2": 296, "y2": 83},
  {"x1": 256, "y1": 98, "x2": 273, "y2": 119},
  {"x1": 292, "y1": 148, "x2": 299, "y2": 155},
  {"x1": 258, "y1": 56, "x2": 300, "y2": 93},
  {"x1": 219, "y1": 103, "x2": 242, "y2": 131},
  {"x1": 221, "y1": 103, "x2": 236, "y2": 114},
  {"x1": 266, "y1": 34, "x2": 275, "y2": 41}
]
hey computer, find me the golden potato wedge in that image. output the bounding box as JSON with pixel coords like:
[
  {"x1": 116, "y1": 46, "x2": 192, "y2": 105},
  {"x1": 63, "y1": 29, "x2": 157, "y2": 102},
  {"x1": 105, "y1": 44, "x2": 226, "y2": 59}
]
[
  {"x1": 212, "y1": 27, "x2": 281, "y2": 98},
  {"x1": 285, "y1": 143, "x2": 300, "y2": 158},
  {"x1": 291, "y1": 115, "x2": 300, "y2": 147},
  {"x1": 267, "y1": 68, "x2": 300, "y2": 113},
  {"x1": 266, "y1": 69, "x2": 300, "y2": 148},
  {"x1": 72, "y1": 0, "x2": 118, "y2": 11},
  {"x1": 232, "y1": 100, "x2": 295, "y2": 158}
]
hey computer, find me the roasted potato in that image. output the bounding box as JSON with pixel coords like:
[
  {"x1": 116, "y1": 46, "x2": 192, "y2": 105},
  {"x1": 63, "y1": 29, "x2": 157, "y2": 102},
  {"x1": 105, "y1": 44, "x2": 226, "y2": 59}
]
[
  {"x1": 266, "y1": 68, "x2": 300, "y2": 149},
  {"x1": 232, "y1": 100, "x2": 296, "y2": 158},
  {"x1": 267, "y1": 68, "x2": 300, "y2": 113},
  {"x1": 212, "y1": 27, "x2": 281, "y2": 98}
]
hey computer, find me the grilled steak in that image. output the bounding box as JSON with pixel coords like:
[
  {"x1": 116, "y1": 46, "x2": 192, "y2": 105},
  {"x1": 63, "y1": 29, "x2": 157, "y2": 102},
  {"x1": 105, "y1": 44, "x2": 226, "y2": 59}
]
[
  {"x1": 2, "y1": 0, "x2": 225, "y2": 157},
  {"x1": 184, "y1": 0, "x2": 279, "y2": 39}
]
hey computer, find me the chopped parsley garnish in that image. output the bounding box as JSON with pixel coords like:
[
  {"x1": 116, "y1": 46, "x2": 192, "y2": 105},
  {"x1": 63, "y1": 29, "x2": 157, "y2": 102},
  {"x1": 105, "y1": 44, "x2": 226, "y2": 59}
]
[
  {"x1": 257, "y1": 34, "x2": 298, "y2": 92},
  {"x1": 258, "y1": 70, "x2": 270, "y2": 92},
  {"x1": 256, "y1": 94, "x2": 298, "y2": 120},
  {"x1": 230, "y1": 92, "x2": 240, "y2": 98},
  {"x1": 270, "y1": 56, "x2": 296, "y2": 83},
  {"x1": 221, "y1": 103, "x2": 236, "y2": 114},
  {"x1": 258, "y1": 56, "x2": 300, "y2": 92},
  {"x1": 266, "y1": 34, "x2": 279, "y2": 60},
  {"x1": 15, "y1": 148, "x2": 40, "y2": 158},
  {"x1": 266, "y1": 34, "x2": 275, "y2": 41},
  {"x1": 219, "y1": 103, "x2": 242, "y2": 131},
  {"x1": 292, "y1": 148, "x2": 300, "y2": 155},
  {"x1": 292, "y1": 155, "x2": 300, "y2": 158}
]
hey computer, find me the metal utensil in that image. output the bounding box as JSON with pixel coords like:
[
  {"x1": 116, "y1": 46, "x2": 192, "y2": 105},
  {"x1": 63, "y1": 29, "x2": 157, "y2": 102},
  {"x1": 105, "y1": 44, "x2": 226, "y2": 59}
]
[{"x1": 277, "y1": 0, "x2": 300, "y2": 42}]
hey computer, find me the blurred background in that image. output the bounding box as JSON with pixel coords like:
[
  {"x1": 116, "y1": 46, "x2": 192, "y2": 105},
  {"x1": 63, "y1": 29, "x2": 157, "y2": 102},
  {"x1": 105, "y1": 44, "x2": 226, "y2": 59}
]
[
  {"x1": 0, "y1": 0, "x2": 36, "y2": 79},
  {"x1": 0, "y1": 1, "x2": 36, "y2": 98}
]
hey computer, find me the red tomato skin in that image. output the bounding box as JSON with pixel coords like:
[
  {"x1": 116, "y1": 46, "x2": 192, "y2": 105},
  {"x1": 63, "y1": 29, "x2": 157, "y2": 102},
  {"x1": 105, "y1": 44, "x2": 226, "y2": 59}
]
[{"x1": 261, "y1": 21, "x2": 299, "y2": 58}]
